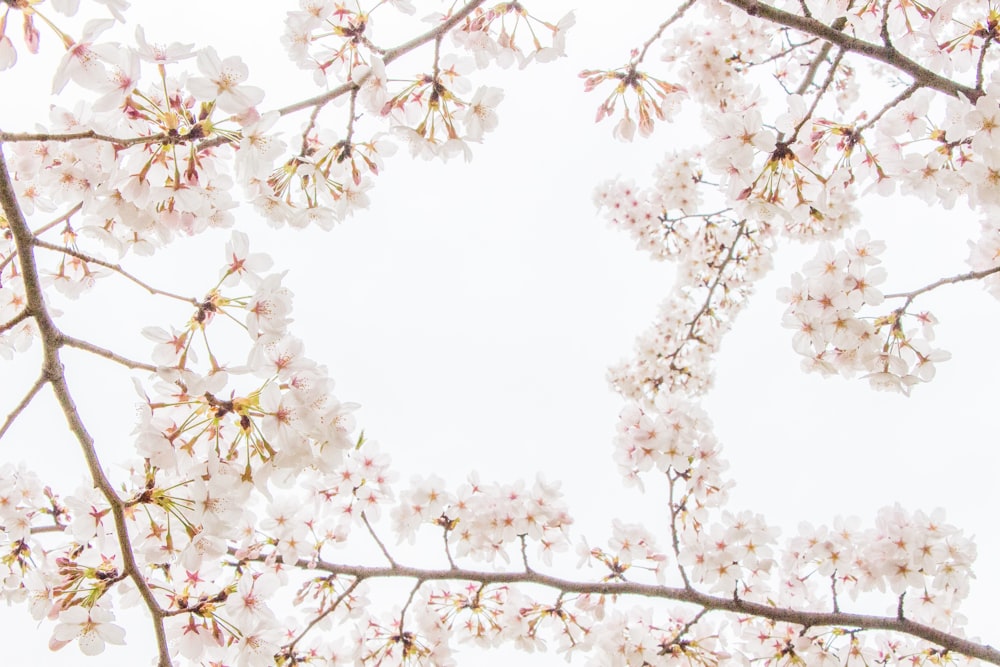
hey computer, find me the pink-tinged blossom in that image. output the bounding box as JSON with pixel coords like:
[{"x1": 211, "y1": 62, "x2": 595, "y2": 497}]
[
  {"x1": 0, "y1": 35, "x2": 16, "y2": 71},
  {"x1": 49, "y1": 605, "x2": 126, "y2": 655},
  {"x1": 221, "y1": 230, "x2": 273, "y2": 287},
  {"x1": 236, "y1": 111, "x2": 286, "y2": 181},
  {"x1": 134, "y1": 25, "x2": 194, "y2": 64},
  {"x1": 245, "y1": 273, "x2": 294, "y2": 337},
  {"x1": 462, "y1": 86, "x2": 503, "y2": 141},
  {"x1": 94, "y1": 0, "x2": 130, "y2": 22},
  {"x1": 51, "y1": 19, "x2": 115, "y2": 93},
  {"x1": 353, "y1": 57, "x2": 389, "y2": 114},
  {"x1": 91, "y1": 45, "x2": 140, "y2": 111},
  {"x1": 225, "y1": 572, "x2": 280, "y2": 626},
  {"x1": 233, "y1": 619, "x2": 282, "y2": 667},
  {"x1": 49, "y1": 0, "x2": 81, "y2": 15},
  {"x1": 187, "y1": 47, "x2": 264, "y2": 114}
]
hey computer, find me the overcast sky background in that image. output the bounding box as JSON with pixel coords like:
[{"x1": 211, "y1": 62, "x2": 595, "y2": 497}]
[{"x1": 3, "y1": 1, "x2": 1000, "y2": 664}]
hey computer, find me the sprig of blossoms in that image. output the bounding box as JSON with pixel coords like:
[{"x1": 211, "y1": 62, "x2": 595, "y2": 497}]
[{"x1": 779, "y1": 232, "x2": 950, "y2": 394}]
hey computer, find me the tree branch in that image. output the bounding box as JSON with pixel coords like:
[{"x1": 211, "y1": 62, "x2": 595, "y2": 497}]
[
  {"x1": 884, "y1": 264, "x2": 1000, "y2": 310},
  {"x1": 32, "y1": 239, "x2": 199, "y2": 305},
  {"x1": 61, "y1": 334, "x2": 158, "y2": 372},
  {"x1": 274, "y1": 0, "x2": 488, "y2": 117},
  {"x1": 0, "y1": 308, "x2": 30, "y2": 334},
  {"x1": 0, "y1": 128, "x2": 168, "y2": 146},
  {"x1": 293, "y1": 557, "x2": 1000, "y2": 664},
  {"x1": 0, "y1": 145, "x2": 173, "y2": 667},
  {"x1": 720, "y1": 0, "x2": 982, "y2": 101},
  {"x1": 632, "y1": 0, "x2": 698, "y2": 65},
  {"x1": 0, "y1": 373, "x2": 48, "y2": 442}
]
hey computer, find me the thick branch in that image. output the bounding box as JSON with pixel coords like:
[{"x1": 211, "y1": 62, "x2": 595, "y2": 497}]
[
  {"x1": 0, "y1": 129, "x2": 167, "y2": 146},
  {"x1": 299, "y1": 558, "x2": 1000, "y2": 664},
  {"x1": 720, "y1": 0, "x2": 982, "y2": 101},
  {"x1": 0, "y1": 146, "x2": 173, "y2": 667}
]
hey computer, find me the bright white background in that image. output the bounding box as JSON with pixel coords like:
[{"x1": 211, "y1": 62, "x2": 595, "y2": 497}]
[{"x1": 2, "y1": 1, "x2": 999, "y2": 664}]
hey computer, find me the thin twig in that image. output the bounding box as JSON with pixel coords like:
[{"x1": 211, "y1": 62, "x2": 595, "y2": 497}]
[
  {"x1": 667, "y1": 472, "x2": 692, "y2": 589},
  {"x1": 361, "y1": 511, "x2": 397, "y2": 566},
  {"x1": 398, "y1": 579, "x2": 423, "y2": 627},
  {"x1": 519, "y1": 534, "x2": 533, "y2": 573},
  {"x1": 0, "y1": 203, "x2": 83, "y2": 277},
  {"x1": 32, "y1": 239, "x2": 199, "y2": 304},
  {"x1": 442, "y1": 521, "x2": 457, "y2": 570},
  {"x1": 284, "y1": 576, "x2": 362, "y2": 654},
  {"x1": 632, "y1": 0, "x2": 698, "y2": 65},
  {"x1": 0, "y1": 373, "x2": 49, "y2": 441},
  {"x1": 884, "y1": 264, "x2": 1000, "y2": 310},
  {"x1": 858, "y1": 82, "x2": 920, "y2": 131},
  {"x1": 975, "y1": 34, "x2": 994, "y2": 92},
  {"x1": 32, "y1": 201, "x2": 83, "y2": 237},
  {"x1": 879, "y1": 0, "x2": 893, "y2": 49},
  {"x1": 745, "y1": 35, "x2": 817, "y2": 67},
  {"x1": 793, "y1": 17, "x2": 847, "y2": 97},
  {"x1": 61, "y1": 334, "x2": 158, "y2": 372},
  {"x1": 274, "y1": 0, "x2": 488, "y2": 117},
  {"x1": 790, "y1": 48, "x2": 845, "y2": 142},
  {"x1": 0, "y1": 308, "x2": 29, "y2": 334}
]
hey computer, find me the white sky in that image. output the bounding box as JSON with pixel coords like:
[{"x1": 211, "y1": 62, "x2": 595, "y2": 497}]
[{"x1": 3, "y1": 1, "x2": 999, "y2": 665}]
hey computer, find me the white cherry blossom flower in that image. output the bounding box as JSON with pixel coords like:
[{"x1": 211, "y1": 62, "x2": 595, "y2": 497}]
[
  {"x1": 50, "y1": 605, "x2": 126, "y2": 655},
  {"x1": 187, "y1": 47, "x2": 264, "y2": 114}
]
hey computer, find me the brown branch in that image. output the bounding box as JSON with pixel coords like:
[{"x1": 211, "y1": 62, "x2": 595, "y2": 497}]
[
  {"x1": 667, "y1": 472, "x2": 692, "y2": 589},
  {"x1": 283, "y1": 576, "x2": 363, "y2": 655},
  {"x1": 33, "y1": 201, "x2": 83, "y2": 237},
  {"x1": 32, "y1": 239, "x2": 199, "y2": 304},
  {"x1": 721, "y1": 0, "x2": 982, "y2": 101},
  {"x1": 0, "y1": 129, "x2": 168, "y2": 147},
  {"x1": 859, "y1": 82, "x2": 920, "y2": 131},
  {"x1": 362, "y1": 511, "x2": 397, "y2": 567},
  {"x1": 632, "y1": 0, "x2": 698, "y2": 65},
  {"x1": 0, "y1": 373, "x2": 48, "y2": 441},
  {"x1": 745, "y1": 34, "x2": 817, "y2": 67},
  {"x1": 0, "y1": 308, "x2": 30, "y2": 334},
  {"x1": 0, "y1": 203, "x2": 82, "y2": 277},
  {"x1": 0, "y1": 146, "x2": 173, "y2": 667},
  {"x1": 261, "y1": 556, "x2": 1000, "y2": 665},
  {"x1": 274, "y1": 0, "x2": 487, "y2": 117},
  {"x1": 790, "y1": 48, "x2": 845, "y2": 141},
  {"x1": 975, "y1": 34, "x2": 994, "y2": 92},
  {"x1": 61, "y1": 334, "x2": 158, "y2": 372},
  {"x1": 793, "y1": 17, "x2": 847, "y2": 97},
  {"x1": 884, "y1": 264, "x2": 1000, "y2": 310}
]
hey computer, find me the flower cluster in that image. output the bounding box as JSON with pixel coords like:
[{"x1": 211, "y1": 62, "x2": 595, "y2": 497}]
[
  {"x1": 452, "y1": 5, "x2": 574, "y2": 70},
  {"x1": 783, "y1": 506, "x2": 976, "y2": 627},
  {"x1": 393, "y1": 473, "x2": 572, "y2": 565},
  {"x1": 593, "y1": 181, "x2": 774, "y2": 399},
  {"x1": 779, "y1": 232, "x2": 950, "y2": 393}
]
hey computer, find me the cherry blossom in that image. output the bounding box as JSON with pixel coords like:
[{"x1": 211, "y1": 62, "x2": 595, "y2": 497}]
[
  {"x1": 49, "y1": 604, "x2": 126, "y2": 656},
  {"x1": 187, "y1": 47, "x2": 264, "y2": 115},
  {"x1": 2, "y1": 1, "x2": 1000, "y2": 666}
]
